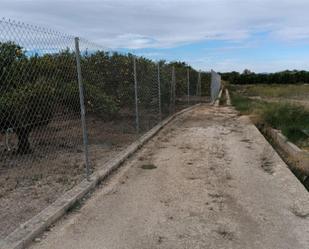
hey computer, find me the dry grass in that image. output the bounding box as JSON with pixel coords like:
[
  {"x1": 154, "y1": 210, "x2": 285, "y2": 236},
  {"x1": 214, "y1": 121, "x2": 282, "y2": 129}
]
[
  {"x1": 230, "y1": 89, "x2": 309, "y2": 150},
  {"x1": 231, "y1": 84, "x2": 309, "y2": 100}
]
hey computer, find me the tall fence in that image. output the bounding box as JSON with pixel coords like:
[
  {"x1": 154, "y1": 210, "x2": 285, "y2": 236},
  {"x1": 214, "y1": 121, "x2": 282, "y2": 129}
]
[
  {"x1": 0, "y1": 19, "x2": 211, "y2": 237},
  {"x1": 211, "y1": 69, "x2": 222, "y2": 102}
]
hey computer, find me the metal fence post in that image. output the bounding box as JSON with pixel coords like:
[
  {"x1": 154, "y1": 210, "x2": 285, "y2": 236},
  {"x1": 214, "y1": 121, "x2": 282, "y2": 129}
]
[
  {"x1": 171, "y1": 65, "x2": 176, "y2": 114},
  {"x1": 74, "y1": 37, "x2": 90, "y2": 180},
  {"x1": 157, "y1": 62, "x2": 162, "y2": 121},
  {"x1": 197, "y1": 70, "x2": 201, "y2": 100},
  {"x1": 211, "y1": 70, "x2": 214, "y2": 102},
  {"x1": 133, "y1": 56, "x2": 140, "y2": 134},
  {"x1": 187, "y1": 68, "x2": 190, "y2": 105}
]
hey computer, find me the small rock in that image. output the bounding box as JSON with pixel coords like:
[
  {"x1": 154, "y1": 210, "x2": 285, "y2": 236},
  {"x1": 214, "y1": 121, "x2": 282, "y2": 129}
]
[
  {"x1": 34, "y1": 238, "x2": 41, "y2": 243},
  {"x1": 291, "y1": 200, "x2": 309, "y2": 218}
]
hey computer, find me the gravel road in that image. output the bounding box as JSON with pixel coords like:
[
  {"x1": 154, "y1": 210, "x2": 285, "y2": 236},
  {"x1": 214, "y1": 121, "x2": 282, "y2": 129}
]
[{"x1": 30, "y1": 105, "x2": 309, "y2": 249}]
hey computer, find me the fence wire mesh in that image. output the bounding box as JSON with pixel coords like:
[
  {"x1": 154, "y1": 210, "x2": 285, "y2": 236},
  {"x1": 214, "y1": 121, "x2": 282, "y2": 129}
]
[
  {"x1": 76, "y1": 39, "x2": 137, "y2": 173},
  {"x1": 0, "y1": 20, "x2": 87, "y2": 238},
  {"x1": 135, "y1": 57, "x2": 160, "y2": 132},
  {"x1": 0, "y1": 18, "x2": 212, "y2": 238},
  {"x1": 159, "y1": 63, "x2": 173, "y2": 119}
]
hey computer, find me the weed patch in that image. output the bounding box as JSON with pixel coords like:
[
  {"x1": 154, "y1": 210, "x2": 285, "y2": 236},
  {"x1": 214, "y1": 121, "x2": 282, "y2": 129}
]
[{"x1": 231, "y1": 91, "x2": 309, "y2": 149}]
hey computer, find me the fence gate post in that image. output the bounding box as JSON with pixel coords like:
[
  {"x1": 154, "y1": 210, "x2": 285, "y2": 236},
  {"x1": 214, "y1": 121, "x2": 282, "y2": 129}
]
[
  {"x1": 157, "y1": 62, "x2": 162, "y2": 121},
  {"x1": 211, "y1": 69, "x2": 222, "y2": 102},
  {"x1": 74, "y1": 37, "x2": 91, "y2": 180},
  {"x1": 133, "y1": 56, "x2": 140, "y2": 134},
  {"x1": 187, "y1": 68, "x2": 190, "y2": 105}
]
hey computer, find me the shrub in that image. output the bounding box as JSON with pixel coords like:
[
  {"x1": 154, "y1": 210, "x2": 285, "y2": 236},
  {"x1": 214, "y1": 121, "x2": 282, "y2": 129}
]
[
  {"x1": 262, "y1": 103, "x2": 309, "y2": 143},
  {"x1": 59, "y1": 81, "x2": 119, "y2": 119},
  {"x1": 84, "y1": 82, "x2": 119, "y2": 118},
  {"x1": 0, "y1": 79, "x2": 56, "y2": 153},
  {"x1": 231, "y1": 91, "x2": 309, "y2": 146}
]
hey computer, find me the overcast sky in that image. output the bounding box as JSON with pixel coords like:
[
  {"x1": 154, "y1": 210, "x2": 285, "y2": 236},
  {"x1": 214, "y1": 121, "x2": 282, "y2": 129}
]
[{"x1": 1, "y1": 0, "x2": 309, "y2": 72}]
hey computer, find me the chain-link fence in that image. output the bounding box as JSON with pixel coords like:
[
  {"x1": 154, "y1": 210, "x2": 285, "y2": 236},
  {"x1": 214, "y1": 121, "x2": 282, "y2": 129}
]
[
  {"x1": 211, "y1": 69, "x2": 222, "y2": 102},
  {"x1": 0, "y1": 18, "x2": 211, "y2": 238}
]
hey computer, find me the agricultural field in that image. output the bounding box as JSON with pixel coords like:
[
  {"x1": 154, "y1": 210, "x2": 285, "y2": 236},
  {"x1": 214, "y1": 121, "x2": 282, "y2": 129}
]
[
  {"x1": 231, "y1": 84, "x2": 309, "y2": 109},
  {"x1": 229, "y1": 84, "x2": 309, "y2": 151}
]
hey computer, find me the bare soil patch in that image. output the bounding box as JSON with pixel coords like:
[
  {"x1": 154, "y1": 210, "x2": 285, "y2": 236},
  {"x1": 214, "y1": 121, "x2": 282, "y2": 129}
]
[
  {"x1": 0, "y1": 113, "x2": 136, "y2": 238},
  {"x1": 0, "y1": 102, "x2": 195, "y2": 239}
]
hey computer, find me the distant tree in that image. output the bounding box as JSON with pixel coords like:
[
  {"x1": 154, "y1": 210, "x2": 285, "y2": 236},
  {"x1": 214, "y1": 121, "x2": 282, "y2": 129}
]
[
  {"x1": 242, "y1": 69, "x2": 253, "y2": 75},
  {"x1": 222, "y1": 69, "x2": 309, "y2": 85}
]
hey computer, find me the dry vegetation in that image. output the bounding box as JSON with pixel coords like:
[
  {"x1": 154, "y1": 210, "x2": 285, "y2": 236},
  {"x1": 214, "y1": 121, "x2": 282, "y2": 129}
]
[
  {"x1": 229, "y1": 84, "x2": 309, "y2": 151},
  {"x1": 231, "y1": 84, "x2": 309, "y2": 98}
]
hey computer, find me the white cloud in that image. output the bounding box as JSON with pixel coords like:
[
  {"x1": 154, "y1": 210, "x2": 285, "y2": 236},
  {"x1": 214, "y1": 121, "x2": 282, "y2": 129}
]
[
  {"x1": 190, "y1": 56, "x2": 309, "y2": 73},
  {"x1": 1, "y1": 0, "x2": 309, "y2": 49},
  {"x1": 99, "y1": 34, "x2": 157, "y2": 49},
  {"x1": 1, "y1": 0, "x2": 309, "y2": 72},
  {"x1": 273, "y1": 27, "x2": 309, "y2": 42}
]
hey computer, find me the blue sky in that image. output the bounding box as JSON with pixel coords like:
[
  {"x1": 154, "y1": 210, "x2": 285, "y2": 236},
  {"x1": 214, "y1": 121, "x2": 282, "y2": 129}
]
[
  {"x1": 131, "y1": 32, "x2": 309, "y2": 73},
  {"x1": 1, "y1": 0, "x2": 309, "y2": 73}
]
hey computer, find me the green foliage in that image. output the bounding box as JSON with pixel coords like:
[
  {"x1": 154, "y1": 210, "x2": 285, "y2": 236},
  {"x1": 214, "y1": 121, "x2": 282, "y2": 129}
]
[
  {"x1": 173, "y1": 61, "x2": 188, "y2": 96},
  {"x1": 262, "y1": 103, "x2": 309, "y2": 143},
  {"x1": 0, "y1": 79, "x2": 56, "y2": 153},
  {"x1": 59, "y1": 81, "x2": 119, "y2": 118},
  {"x1": 160, "y1": 63, "x2": 173, "y2": 112},
  {"x1": 135, "y1": 56, "x2": 158, "y2": 108},
  {"x1": 81, "y1": 51, "x2": 134, "y2": 107},
  {"x1": 229, "y1": 93, "x2": 256, "y2": 114},
  {"x1": 0, "y1": 79, "x2": 56, "y2": 132},
  {"x1": 84, "y1": 82, "x2": 119, "y2": 118},
  {"x1": 0, "y1": 41, "x2": 205, "y2": 153},
  {"x1": 0, "y1": 42, "x2": 27, "y2": 91},
  {"x1": 221, "y1": 70, "x2": 309, "y2": 85},
  {"x1": 231, "y1": 84, "x2": 309, "y2": 99},
  {"x1": 219, "y1": 89, "x2": 227, "y2": 105},
  {"x1": 231, "y1": 92, "x2": 309, "y2": 147},
  {"x1": 57, "y1": 82, "x2": 80, "y2": 113}
]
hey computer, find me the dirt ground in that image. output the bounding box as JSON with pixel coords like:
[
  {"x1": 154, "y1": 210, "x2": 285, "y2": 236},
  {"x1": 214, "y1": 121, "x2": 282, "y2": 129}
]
[
  {"x1": 0, "y1": 103, "x2": 192, "y2": 239},
  {"x1": 0, "y1": 114, "x2": 137, "y2": 238},
  {"x1": 29, "y1": 105, "x2": 309, "y2": 249}
]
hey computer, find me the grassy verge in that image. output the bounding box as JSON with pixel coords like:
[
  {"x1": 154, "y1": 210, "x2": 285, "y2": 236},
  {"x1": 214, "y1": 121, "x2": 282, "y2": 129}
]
[
  {"x1": 219, "y1": 89, "x2": 227, "y2": 106},
  {"x1": 231, "y1": 92, "x2": 309, "y2": 149},
  {"x1": 229, "y1": 84, "x2": 309, "y2": 99}
]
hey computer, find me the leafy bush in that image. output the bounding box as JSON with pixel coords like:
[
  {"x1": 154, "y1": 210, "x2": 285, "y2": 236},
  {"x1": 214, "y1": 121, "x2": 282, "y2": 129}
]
[
  {"x1": 262, "y1": 103, "x2": 309, "y2": 143},
  {"x1": 231, "y1": 92, "x2": 309, "y2": 146},
  {"x1": 84, "y1": 82, "x2": 119, "y2": 118},
  {"x1": 0, "y1": 41, "x2": 204, "y2": 155},
  {"x1": 0, "y1": 79, "x2": 56, "y2": 153},
  {"x1": 59, "y1": 81, "x2": 119, "y2": 118},
  {"x1": 57, "y1": 82, "x2": 80, "y2": 113}
]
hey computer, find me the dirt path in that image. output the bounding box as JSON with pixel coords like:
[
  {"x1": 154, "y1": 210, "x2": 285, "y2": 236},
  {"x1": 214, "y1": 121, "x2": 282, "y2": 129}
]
[{"x1": 30, "y1": 105, "x2": 309, "y2": 249}]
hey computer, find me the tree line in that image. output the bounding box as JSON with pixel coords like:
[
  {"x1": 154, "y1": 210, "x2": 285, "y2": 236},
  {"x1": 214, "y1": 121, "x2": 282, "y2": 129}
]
[{"x1": 221, "y1": 70, "x2": 309, "y2": 85}]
